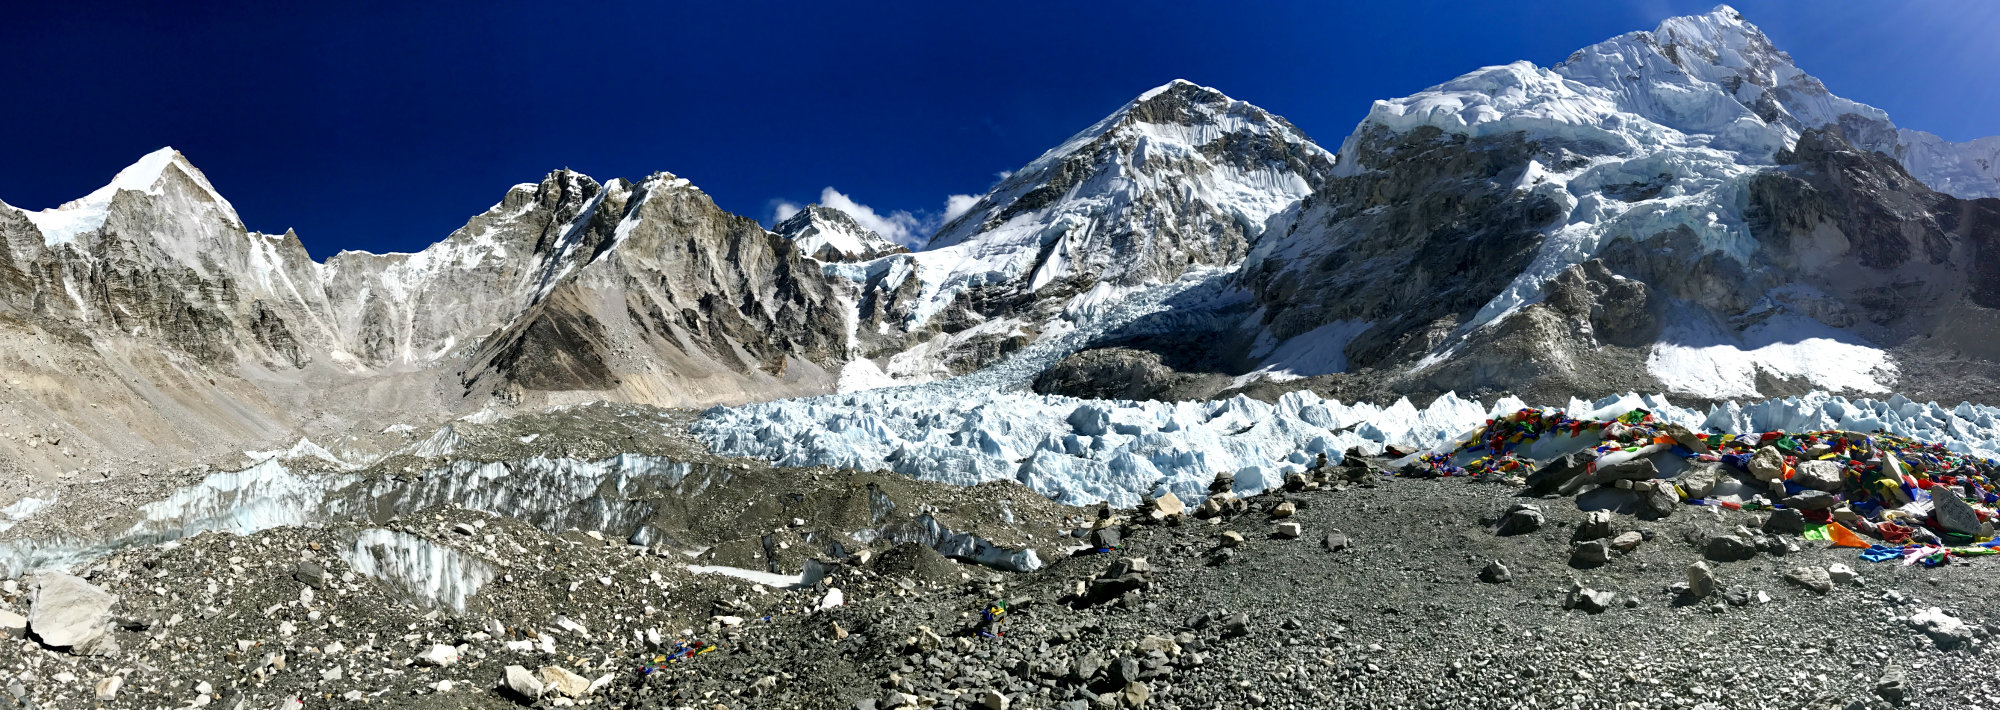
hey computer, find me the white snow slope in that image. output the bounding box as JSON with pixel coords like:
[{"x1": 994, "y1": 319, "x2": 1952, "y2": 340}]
[{"x1": 1279, "y1": 4, "x2": 1995, "y2": 398}]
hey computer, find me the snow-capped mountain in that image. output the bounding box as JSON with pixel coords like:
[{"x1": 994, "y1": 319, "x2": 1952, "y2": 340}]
[
  {"x1": 839, "y1": 79, "x2": 1335, "y2": 383},
  {"x1": 0, "y1": 150, "x2": 849, "y2": 479},
  {"x1": 771, "y1": 205, "x2": 909, "y2": 262},
  {"x1": 1205, "y1": 5, "x2": 2000, "y2": 405}
]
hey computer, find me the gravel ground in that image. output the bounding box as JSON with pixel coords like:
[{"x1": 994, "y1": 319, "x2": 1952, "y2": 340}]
[{"x1": 0, "y1": 428, "x2": 1992, "y2": 709}]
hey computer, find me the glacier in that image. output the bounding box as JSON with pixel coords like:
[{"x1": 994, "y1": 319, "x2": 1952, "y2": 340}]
[{"x1": 696, "y1": 383, "x2": 2000, "y2": 509}]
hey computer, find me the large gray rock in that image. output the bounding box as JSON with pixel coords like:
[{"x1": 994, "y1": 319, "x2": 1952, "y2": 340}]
[
  {"x1": 1781, "y1": 490, "x2": 1840, "y2": 511},
  {"x1": 1763, "y1": 508, "x2": 1807, "y2": 535},
  {"x1": 1496, "y1": 506, "x2": 1544, "y2": 536},
  {"x1": 1570, "y1": 540, "x2": 1611, "y2": 567},
  {"x1": 1525, "y1": 453, "x2": 1592, "y2": 494},
  {"x1": 1782, "y1": 566, "x2": 1834, "y2": 594},
  {"x1": 1791, "y1": 460, "x2": 1844, "y2": 492},
  {"x1": 1675, "y1": 463, "x2": 1722, "y2": 499},
  {"x1": 1932, "y1": 490, "x2": 1983, "y2": 537},
  {"x1": 1574, "y1": 511, "x2": 1615, "y2": 541},
  {"x1": 1686, "y1": 562, "x2": 1716, "y2": 599},
  {"x1": 28, "y1": 573, "x2": 116, "y2": 653},
  {"x1": 1704, "y1": 534, "x2": 1757, "y2": 562},
  {"x1": 1747, "y1": 447, "x2": 1786, "y2": 482}
]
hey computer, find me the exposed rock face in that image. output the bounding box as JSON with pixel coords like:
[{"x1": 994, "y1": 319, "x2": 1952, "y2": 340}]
[
  {"x1": 1039, "y1": 7, "x2": 2000, "y2": 407},
  {"x1": 0, "y1": 151, "x2": 850, "y2": 480},
  {"x1": 843, "y1": 80, "x2": 1336, "y2": 382}
]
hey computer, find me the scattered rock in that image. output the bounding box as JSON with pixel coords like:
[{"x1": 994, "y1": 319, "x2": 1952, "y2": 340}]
[
  {"x1": 1781, "y1": 566, "x2": 1833, "y2": 594},
  {"x1": 1322, "y1": 531, "x2": 1351, "y2": 552},
  {"x1": 1496, "y1": 505, "x2": 1544, "y2": 536},
  {"x1": 1147, "y1": 492, "x2": 1184, "y2": 521},
  {"x1": 1686, "y1": 562, "x2": 1716, "y2": 599},
  {"x1": 1218, "y1": 530, "x2": 1245, "y2": 548},
  {"x1": 1828, "y1": 563, "x2": 1857, "y2": 585},
  {"x1": 1564, "y1": 586, "x2": 1615, "y2": 614},
  {"x1": 1574, "y1": 511, "x2": 1614, "y2": 542},
  {"x1": 95, "y1": 675, "x2": 121, "y2": 700},
  {"x1": 1570, "y1": 539, "x2": 1610, "y2": 567},
  {"x1": 976, "y1": 688, "x2": 1010, "y2": 710},
  {"x1": 1875, "y1": 669, "x2": 1909, "y2": 707},
  {"x1": 539, "y1": 665, "x2": 591, "y2": 698},
  {"x1": 1273, "y1": 522, "x2": 1301, "y2": 539},
  {"x1": 292, "y1": 561, "x2": 327, "y2": 590},
  {"x1": 1478, "y1": 560, "x2": 1511, "y2": 583},
  {"x1": 1270, "y1": 501, "x2": 1296, "y2": 519},
  {"x1": 417, "y1": 643, "x2": 460, "y2": 667},
  {"x1": 1608, "y1": 531, "x2": 1643, "y2": 552},
  {"x1": 1704, "y1": 534, "x2": 1757, "y2": 562},
  {"x1": 1763, "y1": 508, "x2": 1807, "y2": 535},
  {"x1": 1908, "y1": 607, "x2": 1974, "y2": 650},
  {"x1": 504, "y1": 665, "x2": 544, "y2": 701}
]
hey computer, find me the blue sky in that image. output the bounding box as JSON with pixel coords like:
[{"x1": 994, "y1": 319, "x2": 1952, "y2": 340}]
[{"x1": 4, "y1": 1, "x2": 1996, "y2": 257}]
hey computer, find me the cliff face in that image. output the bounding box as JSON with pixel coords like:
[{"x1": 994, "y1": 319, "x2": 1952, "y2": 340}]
[{"x1": 0, "y1": 152, "x2": 852, "y2": 481}]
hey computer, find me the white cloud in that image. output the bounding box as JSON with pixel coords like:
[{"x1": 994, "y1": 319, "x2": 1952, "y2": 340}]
[
  {"x1": 764, "y1": 181, "x2": 1001, "y2": 249},
  {"x1": 768, "y1": 200, "x2": 802, "y2": 224},
  {"x1": 943, "y1": 194, "x2": 981, "y2": 223},
  {"x1": 817, "y1": 188, "x2": 929, "y2": 248}
]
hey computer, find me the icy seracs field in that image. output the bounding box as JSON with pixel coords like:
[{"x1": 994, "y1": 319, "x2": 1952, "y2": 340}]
[{"x1": 695, "y1": 388, "x2": 2000, "y2": 508}]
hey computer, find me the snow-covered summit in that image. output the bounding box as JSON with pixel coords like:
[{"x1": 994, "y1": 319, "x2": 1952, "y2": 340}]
[
  {"x1": 11, "y1": 147, "x2": 242, "y2": 246},
  {"x1": 771, "y1": 204, "x2": 909, "y2": 262}
]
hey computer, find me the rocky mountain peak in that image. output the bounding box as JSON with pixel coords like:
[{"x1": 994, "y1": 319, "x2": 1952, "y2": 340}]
[{"x1": 771, "y1": 204, "x2": 908, "y2": 262}]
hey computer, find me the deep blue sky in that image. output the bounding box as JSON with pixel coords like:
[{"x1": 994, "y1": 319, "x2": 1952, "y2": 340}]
[{"x1": 4, "y1": 1, "x2": 1996, "y2": 258}]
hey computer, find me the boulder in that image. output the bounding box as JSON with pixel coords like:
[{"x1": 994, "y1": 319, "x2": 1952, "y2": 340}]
[
  {"x1": 1763, "y1": 508, "x2": 1807, "y2": 535},
  {"x1": 1638, "y1": 481, "x2": 1679, "y2": 519},
  {"x1": 1564, "y1": 586, "x2": 1616, "y2": 614},
  {"x1": 1780, "y1": 490, "x2": 1840, "y2": 511},
  {"x1": 1478, "y1": 561, "x2": 1511, "y2": 584},
  {"x1": 1703, "y1": 534, "x2": 1756, "y2": 562},
  {"x1": 1782, "y1": 566, "x2": 1833, "y2": 594},
  {"x1": 1574, "y1": 511, "x2": 1614, "y2": 542},
  {"x1": 1525, "y1": 453, "x2": 1592, "y2": 494},
  {"x1": 1908, "y1": 607, "x2": 1974, "y2": 650},
  {"x1": 1147, "y1": 492, "x2": 1184, "y2": 521},
  {"x1": 976, "y1": 689, "x2": 1010, "y2": 710},
  {"x1": 1931, "y1": 490, "x2": 1983, "y2": 537},
  {"x1": 1322, "y1": 531, "x2": 1352, "y2": 552},
  {"x1": 1791, "y1": 460, "x2": 1844, "y2": 492},
  {"x1": 28, "y1": 572, "x2": 116, "y2": 652},
  {"x1": 1496, "y1": 506, "x2": 1544, "y2": 536},
  {"x1": 1218, "y1": 530, "x2": 1245, "y2": 547},
  {"x1": 417, "y1": 644, "x2": 460, "y2": 667},
  {"x1": 1570, "y1": 540, "x2": 1610, "y2": 567},
  {"x1": 1686, "y1": 562, "x2": 1715, "y2": 599},
  {"x1": 1608, "y1": 531, "x2": 1644, "y2": 552},
  {"x1": 538, "y1": 666, "x2": 591, "y2": 698},
  {"x1": 1270, "y1": 501, "x2": 1296, "y2": 519},
  {"x1": 1589, "y1": 458, "x2": 1658, "y2": 484},
  {"x1": 1675, "y1": 463, "x2": 1722, "y2": 499},
  {"x1": 1747, "y1": 447, "x2": 1786, "y2": 482},
  {"x1": 1661, "y1": 423, "x2": 1709, "y2": 453},
  {"x1": 1273, "y1": 522, "x2": 1301, "y2": 539},
  {"x1": 503, "y1": 665, "x2": 543, "y2": 700},
  {"x1": 1828, "y1": 563, "x2": 1857, "y2": 585}
]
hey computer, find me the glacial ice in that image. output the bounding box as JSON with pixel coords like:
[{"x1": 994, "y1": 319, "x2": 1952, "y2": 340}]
[
  {"x1": 697, "y1": 387, "x2": 2000, "y2": 509},
  {"x1": 342, "y1": 528, "x2": 494, "y2": 613}
]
